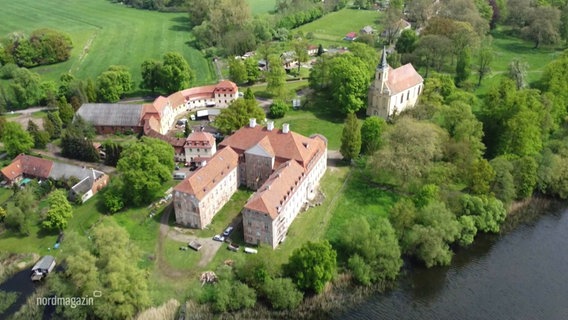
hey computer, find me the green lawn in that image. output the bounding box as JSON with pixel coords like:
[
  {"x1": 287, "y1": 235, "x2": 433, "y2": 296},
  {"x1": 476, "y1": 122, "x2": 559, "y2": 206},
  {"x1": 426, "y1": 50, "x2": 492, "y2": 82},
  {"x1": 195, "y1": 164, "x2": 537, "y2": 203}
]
[
  {"x1": 0, "y1": 201, "x2": 58, "y2": 255},
  {"x1": 475, "y1": 27, "x2": 564, "y2": 96},
  {"x1": 296, "y1": 8, "x2": 383, "y2": 47},
  {"x1": 0, "y1": 188, "x2": 12, "y2": 204},
  {"x1": 268, "y1": 93, "x2": 350, "y2": 150},
  {"x1": 246, "y1": 0, "x2": 276, "y2": 14},
  {"x1": 325, "y1": 168, "x2": 398, "y2": 243},
  {"x1": 0, "y1": 0, "x2": 216, "y2": 86},
  {"x1": 163, "y1": 238, "x2": 202, "y2": 270},
  {"x1": 250, "y1": 79, "x2": 309, "y2": 99}
]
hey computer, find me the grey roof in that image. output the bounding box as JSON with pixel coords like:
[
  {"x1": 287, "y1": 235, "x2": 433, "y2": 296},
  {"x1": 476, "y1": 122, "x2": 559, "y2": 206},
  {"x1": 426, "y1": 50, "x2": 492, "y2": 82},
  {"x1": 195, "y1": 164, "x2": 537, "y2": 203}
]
[
  {"x1": 246, "y1": 143, "x2": 274, "y2": 158},
  {"x1": 50, "y1": 162, "x2": 95, "y2": 181},
  {"x1": 378, "y1": 46, "x2": 388, "y2": 70},
  {"x1": 71, "y1": 170, "x2": 105, "y2": 194},
  {"x1": 76, "y1": 103, "x2": 144, "y2": 127},
  {"x1": 32, "y1": 255, "x2": 55, "y2": 271}
]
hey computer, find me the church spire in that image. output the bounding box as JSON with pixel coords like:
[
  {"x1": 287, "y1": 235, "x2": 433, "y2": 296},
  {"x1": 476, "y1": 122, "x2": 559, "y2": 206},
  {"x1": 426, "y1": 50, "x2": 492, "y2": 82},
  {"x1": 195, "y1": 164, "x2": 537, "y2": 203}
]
[{"x1": 378, "y1": 46, "x2": 388, "y2": 70}]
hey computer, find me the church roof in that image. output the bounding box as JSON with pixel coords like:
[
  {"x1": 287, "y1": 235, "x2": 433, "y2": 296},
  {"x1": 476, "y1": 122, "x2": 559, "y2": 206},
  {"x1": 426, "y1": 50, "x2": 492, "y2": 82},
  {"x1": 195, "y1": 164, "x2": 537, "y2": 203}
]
[{"x1": 386, "y1": 63, "x2": 423, "y2": 95}]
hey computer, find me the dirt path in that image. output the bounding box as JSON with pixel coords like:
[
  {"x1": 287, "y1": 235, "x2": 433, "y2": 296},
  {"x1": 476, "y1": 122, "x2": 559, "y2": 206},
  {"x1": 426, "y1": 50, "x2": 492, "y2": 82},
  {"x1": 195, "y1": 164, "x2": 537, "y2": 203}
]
[{"x1": 155, "y1": 204, "x2": 222, "y2": 280}]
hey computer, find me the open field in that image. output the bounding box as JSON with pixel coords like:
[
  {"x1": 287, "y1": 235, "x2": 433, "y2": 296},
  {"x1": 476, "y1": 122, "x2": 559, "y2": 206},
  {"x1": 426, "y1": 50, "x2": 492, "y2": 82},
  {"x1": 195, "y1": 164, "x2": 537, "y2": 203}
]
[
  {"x1": 246, "y1": 0, "x2": 276, "y2": 14},
  {"x1": 296, "y1": 9, "x2": 383, "y2": 47},
  {"x1": 0, "y1": 0, "x2": 216, "y2": 86},
  {"x1": 474, "y1": 27, "x2": 564, "y2": 96}
]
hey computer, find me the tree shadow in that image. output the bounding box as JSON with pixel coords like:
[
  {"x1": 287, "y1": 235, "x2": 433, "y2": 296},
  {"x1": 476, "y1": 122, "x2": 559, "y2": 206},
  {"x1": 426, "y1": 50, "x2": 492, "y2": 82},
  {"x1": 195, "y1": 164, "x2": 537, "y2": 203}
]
[
  {"x1": 304, "y1": 93, "x2": 346, "y2": 124},
  {"x1": 169, "y1": 16, "x2": 192, "y2": 33}
]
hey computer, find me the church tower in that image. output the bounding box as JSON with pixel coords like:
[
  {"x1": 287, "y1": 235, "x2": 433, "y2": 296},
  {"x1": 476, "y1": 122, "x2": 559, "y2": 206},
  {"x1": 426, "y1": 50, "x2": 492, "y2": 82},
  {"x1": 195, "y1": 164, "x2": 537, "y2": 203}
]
[
  {"x1": 367, "y1": 47, "x2": 390, "y2": 118},
  {"x1": 376, "y1": 46, "x2": 389, "y2": 94},
  {"x1": 366, "y1": 47, "x2": 424, "y2": 119}
]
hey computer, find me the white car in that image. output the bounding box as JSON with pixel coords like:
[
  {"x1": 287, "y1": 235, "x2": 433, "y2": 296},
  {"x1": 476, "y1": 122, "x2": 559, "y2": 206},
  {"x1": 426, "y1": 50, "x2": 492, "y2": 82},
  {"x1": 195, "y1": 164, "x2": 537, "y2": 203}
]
[
  {"x1": 223, "y1": 226, "x2": 234, "y2": 237},
  {"x1": 213, "y1": 235, "x2": 225, "y2": 242}
]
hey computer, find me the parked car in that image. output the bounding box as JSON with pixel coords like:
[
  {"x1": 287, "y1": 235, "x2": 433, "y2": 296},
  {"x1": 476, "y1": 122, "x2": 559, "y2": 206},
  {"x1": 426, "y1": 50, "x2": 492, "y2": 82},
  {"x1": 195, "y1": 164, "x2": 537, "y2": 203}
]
[
  {"x1": 227, "y1": 243, "x2": 240, "y2": 252},
  {"x1": 213, "y1": 235, "x2": 225, "y2": 242},
  {"x1": 244, "y1": 247, "x2": 258, "y2": 254},
  {"x1": 223, "y1": 226, "x2": 234, "y2": 237}
]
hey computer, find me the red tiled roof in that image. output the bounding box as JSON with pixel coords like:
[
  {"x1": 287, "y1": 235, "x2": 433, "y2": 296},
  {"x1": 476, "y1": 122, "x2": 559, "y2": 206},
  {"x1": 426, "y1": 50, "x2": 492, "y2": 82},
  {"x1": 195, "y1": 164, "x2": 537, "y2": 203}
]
[
  {"x1": 244, "y1": 160, "x2": 304, "y2": 219},
  {"x1": 168, "y1": 91, "x2": 186, "y2": 108},
  {"x1": 185, "y1": 131, "x2": 215, "y2": 149},
  {"x1": 144, "y1": 116, "x2": 186, "y2": 147},
  {"x1": 180, "y1": 84, "x2": 217, "y2": 100},
  {"x1": 142, "y1": 103, "x2": 158, "y2": 120},
  {"x1": 152, "y1": 96, "x2": 169, "y2": 115},
  {"x1": 386, "y1": 64, "x2": 423, "y2": 95},
  {"x1": 0, "y1": 154, "x2": 53, "y2": 182},
  {"x1": 213, "y1": 80, "x2": 238, "y2": 94},
  {"x1": 174, "y1": 147, "x2": 238, "y2": 200},
  {"x1": 219, "y1": 125, "x2": 326, "y2": 169}
]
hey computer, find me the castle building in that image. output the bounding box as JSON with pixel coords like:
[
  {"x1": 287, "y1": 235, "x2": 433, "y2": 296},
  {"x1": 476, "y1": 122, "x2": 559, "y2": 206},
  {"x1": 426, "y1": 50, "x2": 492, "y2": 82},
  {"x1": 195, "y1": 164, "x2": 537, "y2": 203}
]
[
  {"x1": 173, "y1": 119, "x2": 328, "y2": 248},
  {"x1": 367, "y1": 48, "x2": 424, "y2": 118}
]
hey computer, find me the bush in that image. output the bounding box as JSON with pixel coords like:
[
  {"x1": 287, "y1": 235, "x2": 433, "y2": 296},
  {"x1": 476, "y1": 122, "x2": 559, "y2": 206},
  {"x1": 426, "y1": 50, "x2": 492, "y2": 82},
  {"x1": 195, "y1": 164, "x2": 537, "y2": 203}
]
[
  {"x1": 210, "y1": 280, "x2": 256, "y2": 313},
  {"x1": 0, "y1": 63, "x2": 18, "y2": 79},
  {"x1": 269, "y1": 100, "x2": 289, "y2": 119},
  {"x1": 262, "y1": 278, "x2": 303, "y2": 310}
]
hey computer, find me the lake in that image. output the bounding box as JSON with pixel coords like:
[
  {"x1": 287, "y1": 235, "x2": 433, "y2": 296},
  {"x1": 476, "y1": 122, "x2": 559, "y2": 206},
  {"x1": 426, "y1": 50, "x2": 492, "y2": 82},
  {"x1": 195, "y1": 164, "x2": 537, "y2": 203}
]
[{"x1": 339, "y1": 209, "x2": 568, "y2": 320}]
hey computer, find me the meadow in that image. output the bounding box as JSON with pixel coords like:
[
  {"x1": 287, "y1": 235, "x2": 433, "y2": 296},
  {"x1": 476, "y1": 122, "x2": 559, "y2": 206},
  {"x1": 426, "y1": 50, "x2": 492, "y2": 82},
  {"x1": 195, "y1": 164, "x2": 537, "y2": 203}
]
[
  {"x1": 296, "y1": 9, "x2": 383, "y2": 47},
  {"x1": 473, "y1": 27, "x2": 563, "y2": 96},
  {"x1": 246, "y1": 0, "x2": 276, "y2": 14},
  {"x1": 0, "y1": 0, "x2": 216, "y2": 86}
]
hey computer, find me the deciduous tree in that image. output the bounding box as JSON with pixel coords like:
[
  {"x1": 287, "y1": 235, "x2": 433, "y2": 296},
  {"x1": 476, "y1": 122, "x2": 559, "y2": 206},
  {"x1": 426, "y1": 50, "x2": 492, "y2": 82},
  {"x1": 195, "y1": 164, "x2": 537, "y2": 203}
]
[
  {"x1": 476, "y1": 42, "x2": 493, "y2": 87},
  {"x1": 266, "y1": 55, "x2": 287, "y2": 98},
  {"x1": 371, "y1": 117, "x2": 446, "y2": 187},
  {"x1": 329, "y1": 54, "x2": 369, "y2": 113},
  {"x1": 42, "y1": 189, "x2": 73, "y2": 231},
  {"x1": 140, "y1": 59, "x2": 162, "y2": 93},
  {"x1": 395, "y1": 29, "x2": 418, "y2": 54},
  {"x1": 228, "y1": 58, "x2": 247, "y2": 84},
  {"x1": 1, "y1": 121, "x2": 34, "y2": 156},
  {"x1": 340, "y1": 217, "x2": 402, "y2": 285},
  {"x1": 284, "y1": 241, "x2": 337, "y2": 294},
  {"x1": 215, "y1": 98, "x2": 265, "y2": 134},
  {"x1": 116, "y1": 137, "x2": 174, "y2": 207},
  {"x1": 161, "y1": 52, "x2": 194, "y2": 93}
]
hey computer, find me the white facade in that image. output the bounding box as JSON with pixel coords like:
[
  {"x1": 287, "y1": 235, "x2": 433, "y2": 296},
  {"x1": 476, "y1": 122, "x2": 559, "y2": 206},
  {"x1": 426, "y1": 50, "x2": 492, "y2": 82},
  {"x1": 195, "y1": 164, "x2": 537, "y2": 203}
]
[{"x1": 367, "y1": 49, "x2": 423, "y2": 119}]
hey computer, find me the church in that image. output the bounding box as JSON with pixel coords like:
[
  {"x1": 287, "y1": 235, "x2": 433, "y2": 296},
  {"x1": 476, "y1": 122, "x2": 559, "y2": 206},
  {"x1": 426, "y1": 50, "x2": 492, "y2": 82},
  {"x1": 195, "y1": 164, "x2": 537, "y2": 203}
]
[{"x1": 367, "y1": 48, "x2": 424, "y2": 118}]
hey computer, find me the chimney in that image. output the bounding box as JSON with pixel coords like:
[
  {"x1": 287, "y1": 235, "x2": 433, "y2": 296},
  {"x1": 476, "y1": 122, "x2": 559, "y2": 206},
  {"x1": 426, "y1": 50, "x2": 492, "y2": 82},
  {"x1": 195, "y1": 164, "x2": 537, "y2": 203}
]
[
  {"x1": 267, "y1": 121, "x2": 274, "y2": 131},
  {"x1": 249, "y1": 118, "x2": 257, "y2": 128},
  {"x1": 282, "y1": 123, "x2": 290, "y2": 134}
]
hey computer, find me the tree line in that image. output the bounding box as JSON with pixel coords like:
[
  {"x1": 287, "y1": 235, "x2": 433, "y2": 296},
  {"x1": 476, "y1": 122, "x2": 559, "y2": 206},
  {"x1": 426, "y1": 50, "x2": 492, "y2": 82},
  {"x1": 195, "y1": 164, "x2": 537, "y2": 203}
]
[
  {"x1": 188, "y1": 0, "x2": 346, "y2": 57},
  {"x1": 0, "y1": 28, "x2": 73, "y2": 68}
]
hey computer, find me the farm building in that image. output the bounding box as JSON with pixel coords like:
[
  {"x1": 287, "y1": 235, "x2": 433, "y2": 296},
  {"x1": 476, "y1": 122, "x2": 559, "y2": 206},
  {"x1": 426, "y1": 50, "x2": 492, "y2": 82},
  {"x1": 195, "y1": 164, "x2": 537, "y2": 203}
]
[
  {"x1": 0, "y1": 154, "x2": 109, "y2": 203},
  {"x1": 76, "y1": 81, "x2": 239, "y2": 136}
]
